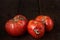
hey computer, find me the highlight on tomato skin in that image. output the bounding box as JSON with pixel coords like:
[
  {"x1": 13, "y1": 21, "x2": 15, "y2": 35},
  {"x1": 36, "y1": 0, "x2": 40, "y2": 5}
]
[
  {"x1": 27, "y1": 20, "x2": 45, "y2": 39},
  {"x1": 5, "y1": 15, "x2": 28, "y2": 36},
  {"x1": 35, "y1": 15, "x2": 54, "y2": 32}
]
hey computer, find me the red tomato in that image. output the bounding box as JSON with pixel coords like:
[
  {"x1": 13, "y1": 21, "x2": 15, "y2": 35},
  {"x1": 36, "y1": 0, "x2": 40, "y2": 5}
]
[
  {"x1": 35, "y1": 15, "x2": 54, "y2": 32},
  {"x1": 5, "y1": 15, "x2": 28, "y2": 36},
  {"x1": 27, "y1": 20, "x2": 45, "y2": 39}
]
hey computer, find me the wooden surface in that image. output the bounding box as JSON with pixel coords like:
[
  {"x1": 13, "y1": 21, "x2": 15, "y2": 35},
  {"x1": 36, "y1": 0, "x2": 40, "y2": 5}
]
[{"x1": 0, "y1": 0, "x2": 60, "y2": 40}]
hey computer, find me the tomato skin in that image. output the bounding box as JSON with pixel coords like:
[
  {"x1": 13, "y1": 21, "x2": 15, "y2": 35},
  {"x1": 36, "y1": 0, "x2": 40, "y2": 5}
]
[
  {"x1": 5, "y1": 15, "x2": 28, "y2": 36},
  {"x1": 27, "y1": 20, "x2": 45, "y2": 39},
  {"x1": 35, "y1": 15, "x2": 54, "y2": 32}
]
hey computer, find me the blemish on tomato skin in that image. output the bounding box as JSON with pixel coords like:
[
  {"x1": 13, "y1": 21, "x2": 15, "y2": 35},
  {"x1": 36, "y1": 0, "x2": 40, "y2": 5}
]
[{"x1": 34, "y1": 28, "x2": 40, "y2": 35}]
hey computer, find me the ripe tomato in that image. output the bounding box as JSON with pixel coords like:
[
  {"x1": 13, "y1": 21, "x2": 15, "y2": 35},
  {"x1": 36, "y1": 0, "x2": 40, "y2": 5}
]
[
  {"x1": 35, "y1": 15, "x2": 54, "y2": 32},
  {"x1": 27, "y1": 20, "x2": 45, "y2": 39},
  {"x1": 5, "y1": 15, "x2": 28, "y2": 36}
]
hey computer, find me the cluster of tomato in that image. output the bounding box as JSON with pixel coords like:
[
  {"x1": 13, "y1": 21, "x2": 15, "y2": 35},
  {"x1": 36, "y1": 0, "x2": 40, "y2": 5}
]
[{"x1": 5, "y1": 14, "x2": 54, "y2": 39}]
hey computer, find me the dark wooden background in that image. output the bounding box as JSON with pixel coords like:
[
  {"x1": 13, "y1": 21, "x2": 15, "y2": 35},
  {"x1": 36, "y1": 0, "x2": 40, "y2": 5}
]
[{"x1": 0, "y1": 0, "x2": 60, "y2": 40}]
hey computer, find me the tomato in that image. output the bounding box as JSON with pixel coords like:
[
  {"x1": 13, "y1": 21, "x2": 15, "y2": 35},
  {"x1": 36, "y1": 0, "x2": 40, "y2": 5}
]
[
  {"x1": 5, "y1": 15, "x2": 28, "y2": 36},
  {"x1": 35, "y1": 15, "x2": 54, "y2": 32},
  {"x1": 27, "y1": 20, "x2": 45, "y2": 39}
]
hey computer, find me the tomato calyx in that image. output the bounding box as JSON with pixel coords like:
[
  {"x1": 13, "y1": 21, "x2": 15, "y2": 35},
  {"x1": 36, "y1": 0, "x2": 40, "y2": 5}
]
[
  {"x1": 34, "y1": 28, "x2": 40, "y2": 35},
  {"x1": 15, "y1": 15, "x2": 25, "y2": 20},
  {"x1": 13, "y1": 18, "x2": 19, "y2": 22},
  {"x1": 13, "y1": 16, "x2": 25, "y2": 22},
  {"x1": 19, "y1": 17, "x2": 24, "y2": 20}
]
